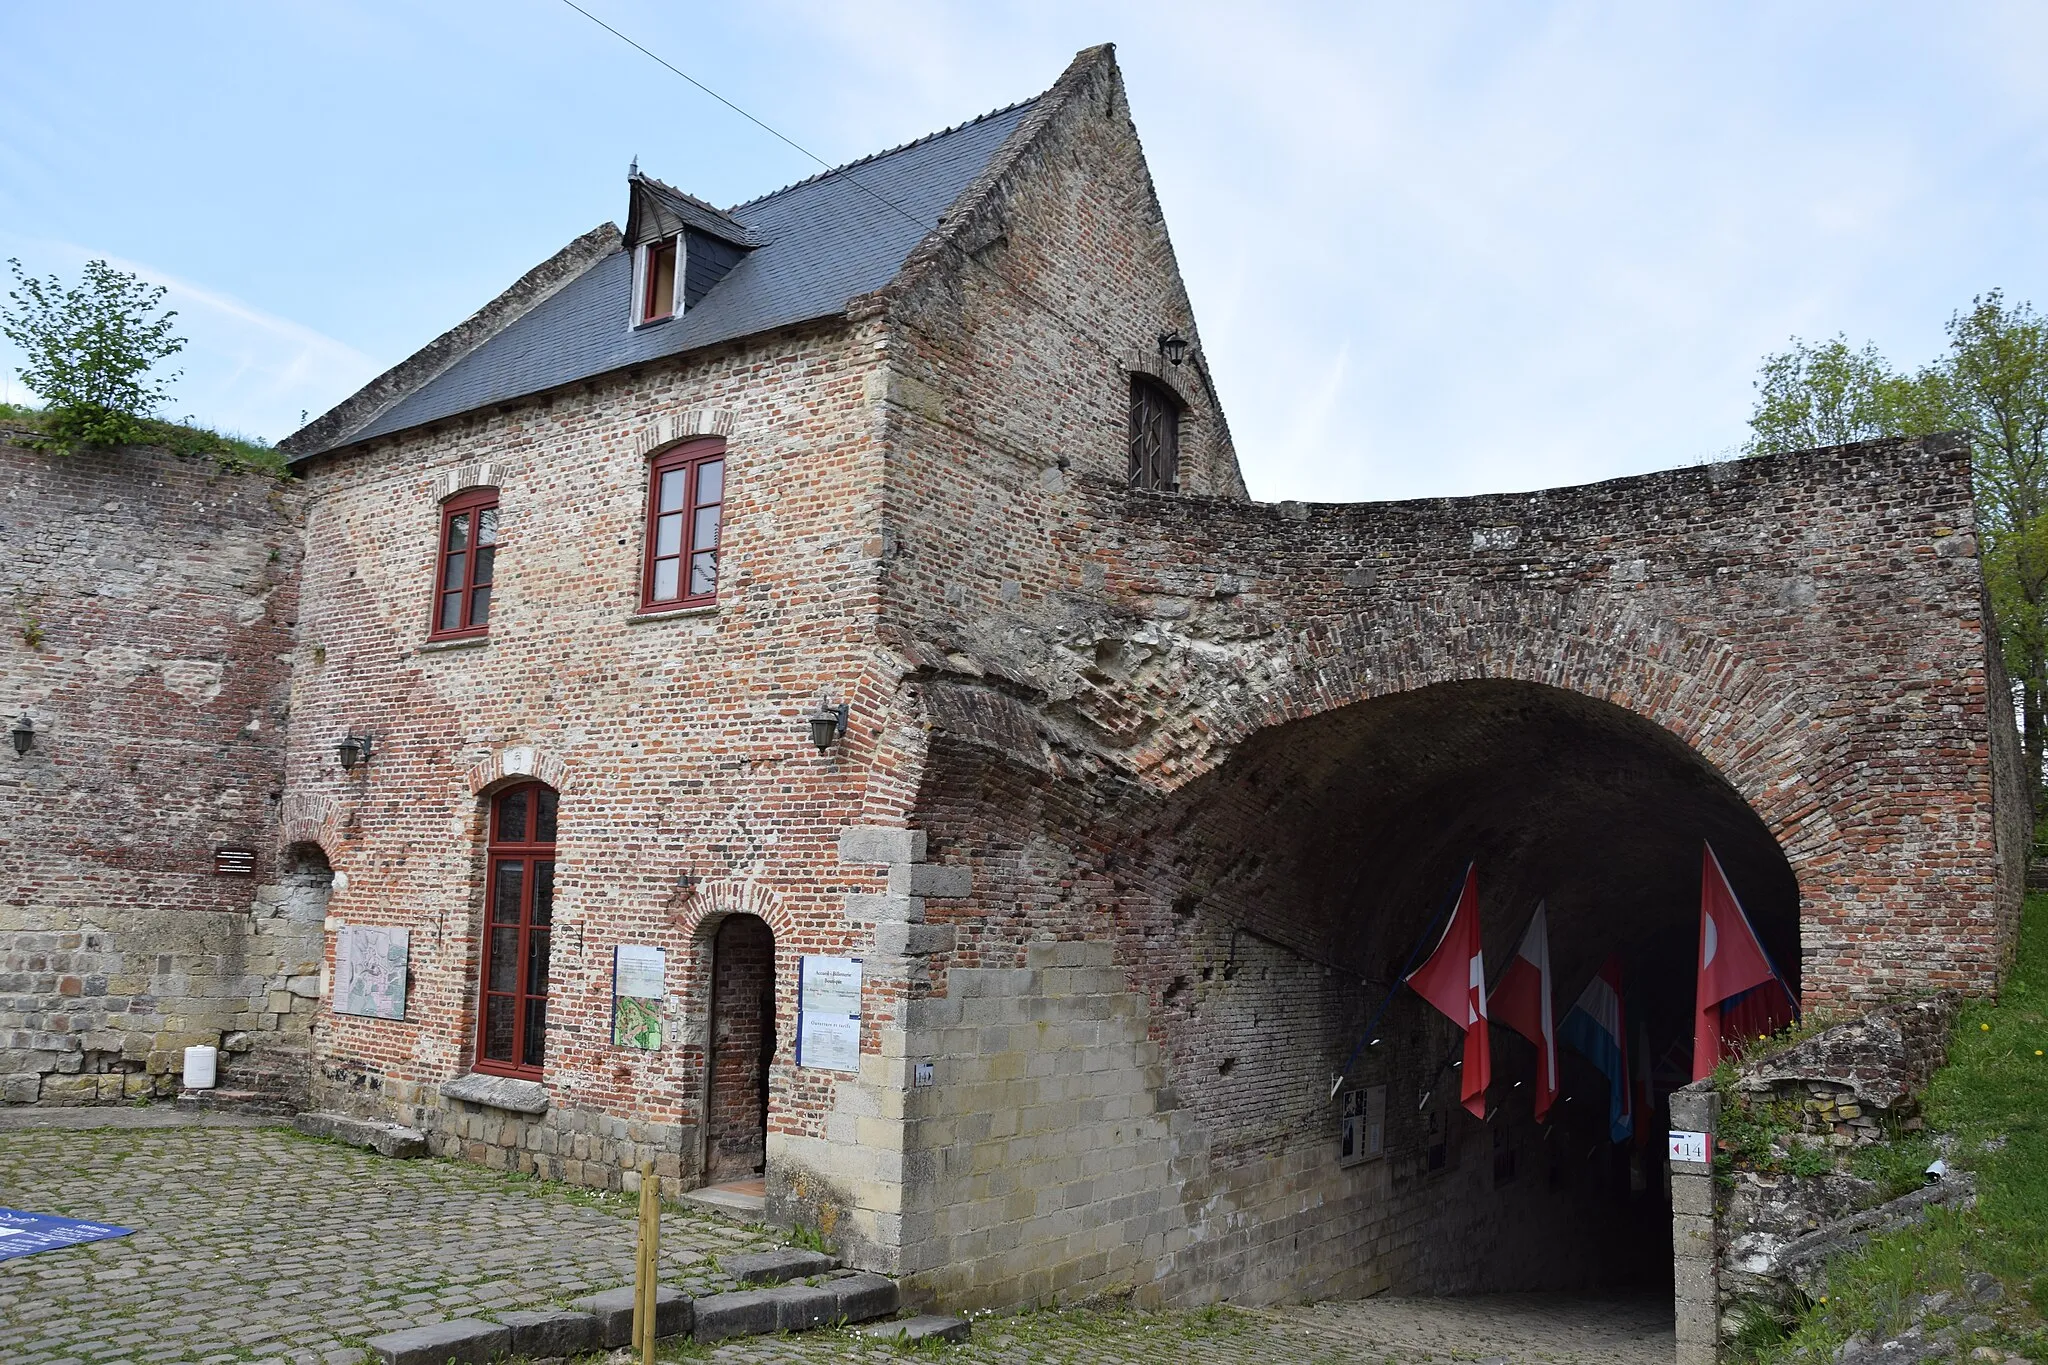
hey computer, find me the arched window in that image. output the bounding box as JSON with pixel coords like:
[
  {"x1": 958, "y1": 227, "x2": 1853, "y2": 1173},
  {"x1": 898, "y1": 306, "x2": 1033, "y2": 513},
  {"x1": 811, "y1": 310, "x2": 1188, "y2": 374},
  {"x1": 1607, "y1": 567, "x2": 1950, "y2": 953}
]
[
  {"x1": 1127, "y1": 376, "x2": 1181, "y2": 492},
  {"x1": 477, "y1": 782, "x2": 557, "y2": 1076},
  {"x1": 640, "y1": 438, "x2": 725, "y2": 612}
]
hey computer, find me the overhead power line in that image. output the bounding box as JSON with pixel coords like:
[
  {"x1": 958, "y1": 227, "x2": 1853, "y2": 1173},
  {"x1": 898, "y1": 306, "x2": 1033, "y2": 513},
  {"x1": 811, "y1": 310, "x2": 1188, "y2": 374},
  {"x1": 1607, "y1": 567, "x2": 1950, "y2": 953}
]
[{"x1": 554, "y1": 0, "x2": 1199, "y2": 400}]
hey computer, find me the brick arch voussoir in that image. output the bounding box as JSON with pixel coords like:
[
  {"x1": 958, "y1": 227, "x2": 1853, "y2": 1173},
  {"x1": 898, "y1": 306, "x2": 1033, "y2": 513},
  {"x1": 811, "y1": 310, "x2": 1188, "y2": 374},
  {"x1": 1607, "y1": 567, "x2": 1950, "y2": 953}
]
[
  {"x1": 1144, "y1": 592, "x2": 1828, "y2": 854},
  {"x1": 278, "y1": 792, "x2": 343, "y2": 853},
  {"x1": 631, "y1": 408, "x2": 736, "y2": 462},
  {"x1": 463, "y1": 743, "x2": 576, "y2": 797}
]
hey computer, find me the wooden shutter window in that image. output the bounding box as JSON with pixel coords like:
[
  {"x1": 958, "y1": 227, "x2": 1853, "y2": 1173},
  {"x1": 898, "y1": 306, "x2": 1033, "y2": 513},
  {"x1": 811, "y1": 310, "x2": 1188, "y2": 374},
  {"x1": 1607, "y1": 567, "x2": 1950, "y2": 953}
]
[
  {"x1": 430, "y1": 488, "x2": 498, "y2": 640},
  {"x1": 1127, "y1": 377, "x2": 1181, "y2": 492},
  {"x1": 640, "y1": 439, "x2": 725, "y2": 612},
  {"x1": 475, "y1": 781, "x2": 557, "y2": 1078}
]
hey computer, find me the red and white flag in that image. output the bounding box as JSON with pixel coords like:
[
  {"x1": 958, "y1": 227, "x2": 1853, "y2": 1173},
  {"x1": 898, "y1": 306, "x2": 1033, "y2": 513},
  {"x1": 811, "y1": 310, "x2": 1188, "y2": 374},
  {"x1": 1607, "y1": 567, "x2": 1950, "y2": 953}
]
[
  {"x1": 1491, "y1": 900, "x2": 1558, "y2": 1122},
  {"x1": 1693, "y1": 843, "x2": 1796, "y2": 1081},
  {"x1": 1406, "y1": 864, "x2": 1491, "y2": 1118}
]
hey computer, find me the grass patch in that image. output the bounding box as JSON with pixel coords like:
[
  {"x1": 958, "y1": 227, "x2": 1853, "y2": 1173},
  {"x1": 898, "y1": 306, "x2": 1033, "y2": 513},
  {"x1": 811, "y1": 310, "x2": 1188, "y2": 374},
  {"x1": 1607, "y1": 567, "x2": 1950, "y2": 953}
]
[
  {"x1": 0, "y1": 400, "x2": 287, "y2": 477},
  {"x1": 1757, "y1": 896, "x2": 2048, "y2": 1361}
]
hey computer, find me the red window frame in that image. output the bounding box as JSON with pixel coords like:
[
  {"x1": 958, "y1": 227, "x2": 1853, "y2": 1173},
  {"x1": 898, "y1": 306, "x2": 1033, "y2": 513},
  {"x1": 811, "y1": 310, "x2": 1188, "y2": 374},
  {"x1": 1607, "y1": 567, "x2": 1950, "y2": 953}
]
[
  {"x1": 639, "y1": 439, "x2": 725, "y2": 613},
  {"x1": 475, "y1": 782, "x2": 557, "y2": 1079},
  {"x1": 642, "y1": 237, "x2": 678, "y2": 324},
  {"x1": 429, "y1": 488, "x2": 498, "y2": 640}
]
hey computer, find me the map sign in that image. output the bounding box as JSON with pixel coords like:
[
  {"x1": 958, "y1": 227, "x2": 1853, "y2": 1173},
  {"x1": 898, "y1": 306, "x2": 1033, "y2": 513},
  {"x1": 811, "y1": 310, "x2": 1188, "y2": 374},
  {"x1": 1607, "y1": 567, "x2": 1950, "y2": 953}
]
[
  {"x1": 797, "y1": 955, "x2": 863, "y2": 1072},
  {"x1": 333, "y1": 925, "x2": 409, "y2": 1020},
  {"x1": 0, "y1": 1209, "x2": 132, "y2": 1262},
  {"x1": 612, "y1": 945, "x2": 665, "y2": 1050}
]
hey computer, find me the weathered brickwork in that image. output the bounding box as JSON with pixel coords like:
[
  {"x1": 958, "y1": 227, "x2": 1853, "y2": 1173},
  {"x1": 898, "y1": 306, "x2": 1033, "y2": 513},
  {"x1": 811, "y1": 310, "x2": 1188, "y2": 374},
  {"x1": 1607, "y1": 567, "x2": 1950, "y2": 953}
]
[
  {"x1": 11, "y1": 43, "x2": 2016, "y2": 1323},
  {"x1": 0, "y1": 433, "x2": 317, "y2": 1104}
]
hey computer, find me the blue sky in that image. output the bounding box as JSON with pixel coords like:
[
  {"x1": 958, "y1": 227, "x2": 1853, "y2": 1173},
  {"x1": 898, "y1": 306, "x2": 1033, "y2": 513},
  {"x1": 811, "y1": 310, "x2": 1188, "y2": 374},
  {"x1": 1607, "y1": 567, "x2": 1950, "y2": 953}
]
[{"x1": 4, "y1": 2, "x2": 2045, "y2": 501}]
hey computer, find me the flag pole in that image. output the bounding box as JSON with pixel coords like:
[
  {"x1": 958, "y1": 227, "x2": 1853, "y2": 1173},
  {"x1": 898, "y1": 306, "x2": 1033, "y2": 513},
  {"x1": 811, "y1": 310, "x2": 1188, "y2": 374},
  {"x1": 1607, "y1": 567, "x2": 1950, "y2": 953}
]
[{"x1": 1329, "y1": 862, "x2": 1472, "y2": 1100}]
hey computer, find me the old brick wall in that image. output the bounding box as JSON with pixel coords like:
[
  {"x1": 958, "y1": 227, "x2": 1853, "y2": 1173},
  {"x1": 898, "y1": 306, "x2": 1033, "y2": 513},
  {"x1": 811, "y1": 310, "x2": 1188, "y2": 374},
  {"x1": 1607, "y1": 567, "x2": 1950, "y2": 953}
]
[
  {"x1": 283, "y1": 315, "x2": 937, "y2": 1259},
  {"x1": 0, "y1": 431, "x2": 315, "y2": 1105},
  {"x1": 874, "y1": 433, "x2": 2015, "y2": 1307}
]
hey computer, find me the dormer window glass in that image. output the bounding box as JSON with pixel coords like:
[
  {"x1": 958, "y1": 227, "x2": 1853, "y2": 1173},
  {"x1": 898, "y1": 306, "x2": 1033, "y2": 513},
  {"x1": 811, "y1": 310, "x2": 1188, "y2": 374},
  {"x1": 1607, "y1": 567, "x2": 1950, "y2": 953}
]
[{"x1": 641, "y1": 236, "x2": 679, "y2": 324}]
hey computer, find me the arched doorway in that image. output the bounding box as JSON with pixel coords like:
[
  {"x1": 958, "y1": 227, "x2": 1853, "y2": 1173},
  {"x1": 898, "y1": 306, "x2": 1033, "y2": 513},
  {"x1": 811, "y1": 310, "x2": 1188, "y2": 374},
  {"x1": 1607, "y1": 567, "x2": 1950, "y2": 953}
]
[{"x1": 702, "y1": 914, "x2": 776, "y2": 1192}]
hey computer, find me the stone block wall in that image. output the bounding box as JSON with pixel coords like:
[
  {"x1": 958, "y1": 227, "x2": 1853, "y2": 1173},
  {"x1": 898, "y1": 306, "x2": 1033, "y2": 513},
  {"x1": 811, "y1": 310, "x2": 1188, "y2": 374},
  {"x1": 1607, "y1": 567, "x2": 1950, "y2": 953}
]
[{"x1": 0, "y1": 432, "x2": 316, "y2": 1105}]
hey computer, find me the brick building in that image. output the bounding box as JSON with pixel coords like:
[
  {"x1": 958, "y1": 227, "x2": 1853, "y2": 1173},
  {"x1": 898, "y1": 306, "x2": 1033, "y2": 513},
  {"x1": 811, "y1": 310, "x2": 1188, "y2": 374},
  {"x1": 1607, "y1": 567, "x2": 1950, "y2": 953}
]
[{"x1": 3, "y1": 43, "x2": 2025, "y2": 1315}]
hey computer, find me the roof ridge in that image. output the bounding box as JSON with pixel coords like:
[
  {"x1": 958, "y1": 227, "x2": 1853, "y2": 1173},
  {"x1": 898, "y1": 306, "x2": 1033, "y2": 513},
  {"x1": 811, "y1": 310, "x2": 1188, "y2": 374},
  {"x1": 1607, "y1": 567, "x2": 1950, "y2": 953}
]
[
  {"x1": 633, "y1": 172, "x2": 753, "y2": 233},
  {"x1": 728, "y1": 93, "x2": 1043, "y2": 214}
]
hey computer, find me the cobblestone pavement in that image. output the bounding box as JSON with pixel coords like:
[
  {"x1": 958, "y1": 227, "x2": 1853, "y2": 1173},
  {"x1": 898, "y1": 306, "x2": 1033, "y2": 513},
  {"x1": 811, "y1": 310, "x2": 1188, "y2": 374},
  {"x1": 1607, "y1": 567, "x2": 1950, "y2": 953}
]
[
  {"x1": 689, "y1": 1292, "x2": 1675, "y2": 1365},
  {"x1": 0, "y1": 1118, "x2": 1675, "y2": 1365},
  {"x1": 0, "y1": 1121, "x2": 780, "y2": 1364}
]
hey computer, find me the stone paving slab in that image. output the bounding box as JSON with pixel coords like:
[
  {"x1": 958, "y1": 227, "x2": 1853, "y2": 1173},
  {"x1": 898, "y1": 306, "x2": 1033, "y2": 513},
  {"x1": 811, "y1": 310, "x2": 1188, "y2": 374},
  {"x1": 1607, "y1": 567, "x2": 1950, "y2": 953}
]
[
  {"x1": 693, "y1": 1293, "x2": 1674, "y2": 1364},
  {"x1": 0, "y1": 1123, "x2": 780, "y2": 1364}
]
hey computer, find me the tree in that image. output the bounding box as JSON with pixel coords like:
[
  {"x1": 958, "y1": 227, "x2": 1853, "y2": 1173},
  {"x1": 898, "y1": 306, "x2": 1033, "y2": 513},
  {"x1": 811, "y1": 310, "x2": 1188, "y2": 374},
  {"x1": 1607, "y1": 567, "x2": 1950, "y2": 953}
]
[
  {"x1": 1746, "y1": 293, "x2": 2048, "y2": 809},
  {"x1": 1743, "y1": 334, "x2": 1906, "y2": 456},
  {"x1": 2, "y1": 257, "x2": 185, "y2": 448}
]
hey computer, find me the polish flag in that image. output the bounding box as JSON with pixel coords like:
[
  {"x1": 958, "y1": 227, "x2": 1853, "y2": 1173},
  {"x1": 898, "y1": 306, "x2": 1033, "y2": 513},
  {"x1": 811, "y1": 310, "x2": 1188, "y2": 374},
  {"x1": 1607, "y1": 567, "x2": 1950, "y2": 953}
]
[
  {"x1": 1559, "y1": 954, "x2": 1633, "y2": 1143},
  {"x1": 1405, "y1": 864, "x2": 1491, "y2": 1118},
  {"x1": 1490, "y1": 901, "x2": 1558, "y2": 1122},
  {"x1": 1693, "y1": 843, "x2": 1797, "y2": 1081}
]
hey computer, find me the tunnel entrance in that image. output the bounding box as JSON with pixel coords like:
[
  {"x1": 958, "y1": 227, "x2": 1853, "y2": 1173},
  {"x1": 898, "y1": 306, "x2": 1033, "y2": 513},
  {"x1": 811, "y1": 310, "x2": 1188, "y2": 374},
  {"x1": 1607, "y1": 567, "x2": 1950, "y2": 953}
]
[{"x1": 1127, "y1": 678, "x2": 1798, "y2": 1301}]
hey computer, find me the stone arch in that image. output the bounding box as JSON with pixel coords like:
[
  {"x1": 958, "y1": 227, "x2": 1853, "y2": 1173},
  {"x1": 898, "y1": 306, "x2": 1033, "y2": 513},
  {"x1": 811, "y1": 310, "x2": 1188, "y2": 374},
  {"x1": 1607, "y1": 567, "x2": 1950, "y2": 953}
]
[
  {"x1": 671, "y1": 878, "x2": 798, "y2": 1030},
  {"x1": 1122, "y1": 588, "x2": 1834, "y2": 874},
  {"x1": 1121, "y1": 347, "x2": 1196, "y2": 410},
  {"x1": 433, "y1": 460, "x2": 502, "y2": 502},
  {"x1": 463, "y1": 743, "x2": 576, "y2": 797},
  {"x1": 632, "y1": 408, "x2": 736, "y2": 461}
]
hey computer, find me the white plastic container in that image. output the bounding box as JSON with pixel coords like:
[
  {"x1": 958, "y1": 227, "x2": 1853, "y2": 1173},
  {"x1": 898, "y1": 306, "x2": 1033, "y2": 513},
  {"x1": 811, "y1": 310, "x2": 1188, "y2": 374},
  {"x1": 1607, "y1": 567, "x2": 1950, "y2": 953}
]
[{"x1": 182, "y1": 1044, "x2": 218, "y2": 1090}]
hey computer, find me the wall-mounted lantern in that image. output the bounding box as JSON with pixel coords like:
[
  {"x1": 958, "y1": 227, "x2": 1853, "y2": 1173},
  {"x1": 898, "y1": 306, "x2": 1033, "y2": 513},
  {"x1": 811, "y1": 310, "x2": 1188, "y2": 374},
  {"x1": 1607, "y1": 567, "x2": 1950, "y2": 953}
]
[
  {"x1": 336, "y1": 732, "x2": 375, "y2": 772},
  {"x1": 807, "y1": 696, "x2": 849, "y2": 753},
  {"x1": 10, "y1": 714, "x2": 32, "y2": 756},
  {"x1": 1157, "y1": 330, "x2": 1191, "y2": 366}
]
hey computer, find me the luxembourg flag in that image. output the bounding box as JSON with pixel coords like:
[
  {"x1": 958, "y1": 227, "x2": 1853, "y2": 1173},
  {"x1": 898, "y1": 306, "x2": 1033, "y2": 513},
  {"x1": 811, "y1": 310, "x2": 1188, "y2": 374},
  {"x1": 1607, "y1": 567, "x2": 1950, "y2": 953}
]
[
  {"x1": 1490, "y1": 901, "x2": 1558, "y2": 1122},
  {"x1": 1405, "y1": 863, "x2": 1491, "y2": 1119},
  {"x1": 1559, "y1": 954, "x2": 1633, "y2": 1144}
]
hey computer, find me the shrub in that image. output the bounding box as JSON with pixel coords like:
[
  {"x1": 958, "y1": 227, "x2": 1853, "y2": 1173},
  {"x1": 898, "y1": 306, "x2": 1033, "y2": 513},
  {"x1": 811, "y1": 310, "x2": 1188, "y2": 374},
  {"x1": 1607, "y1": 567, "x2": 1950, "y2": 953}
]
[{"x1": 2, "y1": 257, "x2": 185, "y2": 449}]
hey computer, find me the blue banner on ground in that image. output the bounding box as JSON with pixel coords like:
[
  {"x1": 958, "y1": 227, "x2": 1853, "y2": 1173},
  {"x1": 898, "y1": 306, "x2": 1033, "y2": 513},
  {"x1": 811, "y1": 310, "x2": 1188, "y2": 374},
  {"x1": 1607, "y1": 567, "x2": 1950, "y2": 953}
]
[{"x1": 0, "y1": 1208, "x2": 133, "y2": 1261}]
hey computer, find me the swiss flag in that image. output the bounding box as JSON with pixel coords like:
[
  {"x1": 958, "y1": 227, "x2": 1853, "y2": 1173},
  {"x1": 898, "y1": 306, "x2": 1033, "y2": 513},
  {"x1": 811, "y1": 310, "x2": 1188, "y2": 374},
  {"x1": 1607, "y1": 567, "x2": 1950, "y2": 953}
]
[
  {"x1": 1491, "y1": 901, "x2": 1558, "y2": 1122},
  {"x1": 1406, "y1": 864, "x2": 1491, "y2": 1118},
  {"x1": 1692, "y1": 843, "x2": 1795, "y2": 1080}
]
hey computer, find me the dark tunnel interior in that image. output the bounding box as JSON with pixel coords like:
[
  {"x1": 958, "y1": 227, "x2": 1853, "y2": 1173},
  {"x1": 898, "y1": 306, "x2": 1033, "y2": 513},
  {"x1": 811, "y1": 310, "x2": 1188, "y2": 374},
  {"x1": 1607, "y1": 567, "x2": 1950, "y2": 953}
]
[{"x1": 1132, "y1": 678, "x2": 1802, "y2": 1294}]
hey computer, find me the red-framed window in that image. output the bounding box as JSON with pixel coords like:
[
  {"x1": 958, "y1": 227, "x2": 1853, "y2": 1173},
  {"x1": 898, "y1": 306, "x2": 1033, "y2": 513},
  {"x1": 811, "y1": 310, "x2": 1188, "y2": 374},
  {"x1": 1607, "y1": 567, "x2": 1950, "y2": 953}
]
[
  {"x1": 475, "y1": 782, "x2": 556, "y2": 1078},
  {"x1": 430, "y1": 488, "x2": 498, "y2": 640},
  {"x1": 640, "y1": 439, "x2": 725, "y2": 611},
  {"x1": 642, "y1": 237, "x2": 678, "y2": 324}
]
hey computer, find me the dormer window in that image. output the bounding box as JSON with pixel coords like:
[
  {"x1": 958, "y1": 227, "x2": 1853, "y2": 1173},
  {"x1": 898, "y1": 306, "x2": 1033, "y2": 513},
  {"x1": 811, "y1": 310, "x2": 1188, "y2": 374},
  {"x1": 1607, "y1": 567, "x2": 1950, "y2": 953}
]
[{"x1": 641, "y1": 236, "x2": 679, "y2": 325}]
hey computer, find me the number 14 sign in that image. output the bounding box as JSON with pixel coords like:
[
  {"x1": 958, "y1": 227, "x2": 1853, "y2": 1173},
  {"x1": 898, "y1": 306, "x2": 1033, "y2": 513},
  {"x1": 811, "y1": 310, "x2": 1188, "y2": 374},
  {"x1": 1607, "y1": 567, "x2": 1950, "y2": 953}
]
[{"x1": 1668, "y1": 1130, "x2": 1709, "y2": 1164}]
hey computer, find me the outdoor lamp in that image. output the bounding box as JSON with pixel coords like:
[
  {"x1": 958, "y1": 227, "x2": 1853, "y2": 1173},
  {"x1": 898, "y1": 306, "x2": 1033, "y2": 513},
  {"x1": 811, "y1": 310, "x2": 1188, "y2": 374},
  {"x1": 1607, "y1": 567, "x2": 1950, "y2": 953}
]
[
  {"x1": 10, "y1": 713, "x2": 32, "y2": 756},
  {"x1": 808, "y1": 696, "x2": 849, "y2": 753},
  {"x1": 1157, "y1": 330, "x2": 1190, "y2": 366},
  {"x1": 335, "y1": 732, "x2": 374, "y2": 771}
]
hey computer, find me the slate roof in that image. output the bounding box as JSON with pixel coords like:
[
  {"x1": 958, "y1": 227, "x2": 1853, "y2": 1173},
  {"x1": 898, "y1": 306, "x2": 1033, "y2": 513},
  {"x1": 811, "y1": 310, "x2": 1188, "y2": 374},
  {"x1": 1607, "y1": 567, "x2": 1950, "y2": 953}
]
[{"x1": 329, "y1": 97, "x2": 1040, "y2": 452}]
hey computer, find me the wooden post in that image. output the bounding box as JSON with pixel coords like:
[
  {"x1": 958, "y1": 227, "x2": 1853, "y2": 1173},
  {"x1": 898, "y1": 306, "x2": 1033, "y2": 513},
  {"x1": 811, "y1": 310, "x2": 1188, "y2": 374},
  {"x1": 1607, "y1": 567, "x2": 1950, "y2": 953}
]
[{"x1": 633, "y1": 1160, "x2": 659, "y2": 1363}]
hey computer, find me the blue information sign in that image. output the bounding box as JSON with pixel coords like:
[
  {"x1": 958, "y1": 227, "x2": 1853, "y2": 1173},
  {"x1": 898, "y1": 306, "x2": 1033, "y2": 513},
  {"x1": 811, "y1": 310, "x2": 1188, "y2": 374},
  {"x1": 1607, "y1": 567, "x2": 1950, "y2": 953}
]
[{"x1": 0, "y1": 1208, "x2": 133, "y2": 1261}]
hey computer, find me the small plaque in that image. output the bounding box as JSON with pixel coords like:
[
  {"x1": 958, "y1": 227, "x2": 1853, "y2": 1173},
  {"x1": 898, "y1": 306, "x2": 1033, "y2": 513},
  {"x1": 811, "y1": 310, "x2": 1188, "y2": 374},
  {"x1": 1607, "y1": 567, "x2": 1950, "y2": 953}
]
[
  {"x1": 913, "y1": 1060, "x2": 935, "y2": 1088},
  {"x1": 1668, "y1": 1129, "x2": 1710, "y2": 1164},
  {"x1": 214, "y1": 846, "x2": 256, "y2": 875},
  {"x1": 1339, "y1": 1084, "x2": 1386, "y2": 1166}
]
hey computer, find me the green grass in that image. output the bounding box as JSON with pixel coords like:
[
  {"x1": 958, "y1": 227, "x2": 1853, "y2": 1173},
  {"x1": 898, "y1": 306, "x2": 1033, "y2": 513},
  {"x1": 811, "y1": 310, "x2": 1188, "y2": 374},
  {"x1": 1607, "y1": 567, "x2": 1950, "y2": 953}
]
[
  {"x1": 0, "y1": 400, "x2": 288, "y2": 476},
  {"x1": 1756, "y1": 896, "x2": 2048, "y2": 1361}
]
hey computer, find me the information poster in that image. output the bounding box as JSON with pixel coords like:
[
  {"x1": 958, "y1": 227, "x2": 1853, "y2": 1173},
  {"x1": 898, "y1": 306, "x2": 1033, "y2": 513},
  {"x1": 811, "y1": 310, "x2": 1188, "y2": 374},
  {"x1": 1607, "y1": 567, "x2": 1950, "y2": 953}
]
[
  {"x1": 797, "y1": 954, "x2": 863, "y2": 1072},
  {"x1": 1339, "y1": 1084, "x2": 1387, "y2": 1166},
  {"x1": 0, "y1": 1209, "x2": 133, "y2": 1262},
  {"x1": 333, "y1": 925, "x2": 409, "y2": 1020},
  {"x1": 612, "y1": 945, "x2": 665, "y2": 1050}
]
